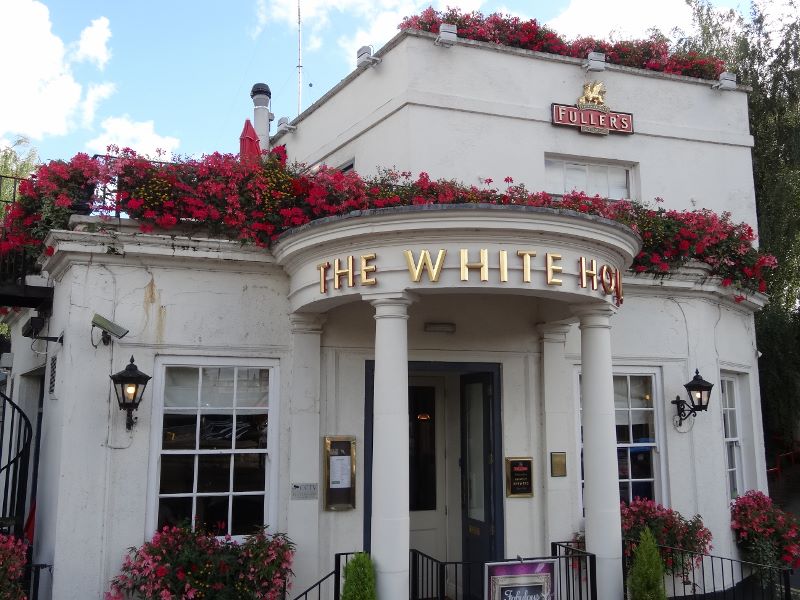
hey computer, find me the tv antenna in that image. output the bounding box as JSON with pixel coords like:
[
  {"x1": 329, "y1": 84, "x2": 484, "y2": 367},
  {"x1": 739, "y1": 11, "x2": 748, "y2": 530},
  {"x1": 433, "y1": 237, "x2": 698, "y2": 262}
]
[{"x1": 297, "y1": 0, "x2": 302, "y2": 117}]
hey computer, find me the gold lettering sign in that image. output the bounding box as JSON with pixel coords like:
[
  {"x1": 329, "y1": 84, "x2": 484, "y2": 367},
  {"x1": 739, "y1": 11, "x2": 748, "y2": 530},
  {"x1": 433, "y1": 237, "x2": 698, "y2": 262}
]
[{"x1": 318, "y1": 249, "x2": 624, "y2": 305}]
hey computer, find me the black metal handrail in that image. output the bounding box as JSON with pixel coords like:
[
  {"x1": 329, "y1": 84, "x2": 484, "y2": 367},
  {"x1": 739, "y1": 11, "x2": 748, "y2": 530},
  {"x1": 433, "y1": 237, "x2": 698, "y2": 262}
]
[
  {"x1": 0, "y1": 390, "x2": 32, "y2": 537},
  {"x1": 410, "y1": 545, "x2": 598, "y2": 600},
  {"x1": 622, "y1": 538, "x2": 793, "y2": 599},
  {"x1": 291, "y1": 551, "x2": 358, "y2": 600}
]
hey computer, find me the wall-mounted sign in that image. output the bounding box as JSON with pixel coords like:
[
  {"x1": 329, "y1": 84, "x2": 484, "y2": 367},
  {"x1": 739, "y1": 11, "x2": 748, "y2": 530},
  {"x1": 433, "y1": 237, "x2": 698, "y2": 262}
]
[
  {"x1": 291, "y1": 482, "x2": 319, "y2": 500},
  {"x1": 485, "y1": 559, "x2": 556, "y2": 600},
  {"x1": 550, "y1": 452, "x2": 567, "y2": 478},
  {"x1": 323, "y1": 436, "x2": 356, "y2": 510},
  {"x1": 505, "y1": 457, "x2": 534, "y2": 497},
  {"x1": 317, "y1": 248, "x2": 625, "y2": 305},
  {"x1": 552, "y1": 81, "x2": 633, "y2": 135}
]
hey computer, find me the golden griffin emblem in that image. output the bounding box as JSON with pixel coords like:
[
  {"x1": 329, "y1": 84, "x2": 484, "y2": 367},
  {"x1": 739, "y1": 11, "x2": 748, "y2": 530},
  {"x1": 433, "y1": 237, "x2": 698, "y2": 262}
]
[{"x1": 578, "y1": 81, "x2": 606, "y2": 107}]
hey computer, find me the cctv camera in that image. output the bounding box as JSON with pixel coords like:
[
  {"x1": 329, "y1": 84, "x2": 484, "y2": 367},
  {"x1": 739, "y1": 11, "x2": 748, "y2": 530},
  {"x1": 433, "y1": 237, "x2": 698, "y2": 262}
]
[{"x1": 92, "y1": 314, "x2": 129, "y2": 345}]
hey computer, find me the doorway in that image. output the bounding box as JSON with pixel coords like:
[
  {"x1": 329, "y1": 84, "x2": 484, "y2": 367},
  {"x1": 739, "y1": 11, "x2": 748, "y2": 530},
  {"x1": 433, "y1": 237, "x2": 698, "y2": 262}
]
[{"x1": 364, "y1": 362, "x2": 504, "y2": 574}]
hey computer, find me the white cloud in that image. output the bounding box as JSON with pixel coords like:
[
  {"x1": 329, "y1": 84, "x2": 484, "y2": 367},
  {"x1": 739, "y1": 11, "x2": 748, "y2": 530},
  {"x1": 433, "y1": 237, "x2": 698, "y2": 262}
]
[
  {"x1": 82, "y1": 82, "x2": 116, "y2": 127},
  {"x1": 73, "y1": 16, "x2": 112, "y2": 69},
  {"x1": 547, "y1": 0, "x2": 694, "y2": 40},
  {"x1": 0, "y1": 0, "x2": 82, "y2": 139},
  {"x1": 0, "y1": 1, "x2": 116, "y2": 143},
  {"x1": 251, "y1": 0, "x2": 269, "y2": 39},
  {"x1": 86, "y1": 116, "x2": 180, "y2": 158}
]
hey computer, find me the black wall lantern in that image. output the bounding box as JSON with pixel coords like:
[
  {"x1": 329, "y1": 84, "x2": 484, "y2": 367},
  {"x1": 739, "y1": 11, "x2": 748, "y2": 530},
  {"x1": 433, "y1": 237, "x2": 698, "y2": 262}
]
[
  {"x1": 672, "y1": 369, "x2": 714, "y2": 426},
  {"x1": 110, "y1": 356, "x2": 151, "y2": 430}
]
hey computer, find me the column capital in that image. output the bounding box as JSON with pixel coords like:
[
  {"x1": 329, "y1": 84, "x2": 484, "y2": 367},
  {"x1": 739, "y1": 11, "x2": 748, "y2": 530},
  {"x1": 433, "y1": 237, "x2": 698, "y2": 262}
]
[
  {"x1": 366, "y1": 292, "x2": 417, "y2": 319},
  {"x1": 289, "y1": 312, "x2": 326, "y2": 334},
  {"x1": 536, "y1": 322, "x2": 573, "y2": 343},
  {"x1": 574, "y1": 304, "x2": 616, "y2": 329}
]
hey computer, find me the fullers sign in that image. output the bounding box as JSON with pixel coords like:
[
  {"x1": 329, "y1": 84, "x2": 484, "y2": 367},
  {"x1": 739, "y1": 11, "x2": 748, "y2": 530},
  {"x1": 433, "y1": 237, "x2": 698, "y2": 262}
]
[{"x1": 552, "y1": 81, "x2": 633, "y2": 136}]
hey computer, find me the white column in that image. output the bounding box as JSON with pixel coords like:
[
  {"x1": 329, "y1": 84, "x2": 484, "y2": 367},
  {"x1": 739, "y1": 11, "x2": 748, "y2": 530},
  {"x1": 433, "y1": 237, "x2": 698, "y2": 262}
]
[
  {"x1": 578, "y1": 306, "x2": 623, "y2": 600},
  {"x1": 287, "y1": 313, "x2": 325, "y2": 591},
  {"x1": 370, "y1": 294, "x2": 413, "y2": 600},
  {"x1": 538, "y1": 323, "x2": 579, "y2": 545}
]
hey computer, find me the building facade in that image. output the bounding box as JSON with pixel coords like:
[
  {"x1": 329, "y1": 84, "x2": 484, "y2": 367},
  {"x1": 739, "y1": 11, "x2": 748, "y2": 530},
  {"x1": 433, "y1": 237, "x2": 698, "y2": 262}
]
[{"x1": 3, "y1": 30, "x2": 767, "y2": 600}]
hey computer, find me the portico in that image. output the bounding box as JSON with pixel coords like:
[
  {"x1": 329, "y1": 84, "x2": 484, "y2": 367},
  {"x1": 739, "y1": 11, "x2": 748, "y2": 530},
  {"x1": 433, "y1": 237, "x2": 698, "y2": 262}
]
[{"x1": 274, "y1": 204, "x2": 640, "y2": 600}]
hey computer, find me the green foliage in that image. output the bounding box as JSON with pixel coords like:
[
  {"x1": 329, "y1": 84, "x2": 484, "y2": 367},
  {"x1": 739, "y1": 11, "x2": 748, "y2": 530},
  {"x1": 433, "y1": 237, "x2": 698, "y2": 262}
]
[
  {"x1": 628, "y1": 527, "x2": 667, "y2": 600},
  {"x1": 679, "y1": 0, "x2": 800, "y2": 444},
  {"x1": 342, "y1": 553, "x2": 377, "y2": 600}
]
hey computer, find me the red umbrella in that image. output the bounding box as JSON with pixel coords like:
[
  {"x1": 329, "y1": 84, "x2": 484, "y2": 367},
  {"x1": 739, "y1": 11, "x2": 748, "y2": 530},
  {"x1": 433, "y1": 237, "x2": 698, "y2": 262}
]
[{"x1": 239, "y1": 119, "x2": 261, "y2": 164}]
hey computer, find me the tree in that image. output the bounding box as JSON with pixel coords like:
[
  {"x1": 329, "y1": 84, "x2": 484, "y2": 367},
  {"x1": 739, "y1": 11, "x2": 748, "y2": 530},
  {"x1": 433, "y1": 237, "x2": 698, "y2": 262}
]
[
  {"x1": 0, "y1": 137, "x2": 39, "y2": 203},
  {"x1": 628, "y1": 527, "x2": 667, "y2": 600},
  {"x1": 678, "y1": 0, "x2": 800, "y2": 447}
]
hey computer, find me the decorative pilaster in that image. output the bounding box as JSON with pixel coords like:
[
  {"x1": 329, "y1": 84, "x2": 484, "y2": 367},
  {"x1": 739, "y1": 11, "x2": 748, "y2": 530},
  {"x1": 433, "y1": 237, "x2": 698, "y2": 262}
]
[
  {"x1": 537, "y1": 323, "x2": 578, "y2": 544},
  {"x1": 287, "y1": 313, "x2": 325, "y2": 592},
  {"x1": 369, "y1": 293, "x2": 413, "y2": 600},
  {"x1": 578, "y1": 306, "x2": 623, "y2": 600}
]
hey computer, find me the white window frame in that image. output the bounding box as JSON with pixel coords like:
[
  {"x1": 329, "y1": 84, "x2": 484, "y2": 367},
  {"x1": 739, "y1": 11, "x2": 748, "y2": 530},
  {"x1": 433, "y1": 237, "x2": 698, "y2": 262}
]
[
  {"x1": 576, "y1": 366, "x2": 666, "y2": 510},
  {"x1": 545, "y1": 155, "x2": 636, "y2": 200},
  {"x1": 146, "y1": 355, "x2": 280, "y2": 537},
  {"x1": 720, "y1": 376, "x2": 743, "y2": 499}
]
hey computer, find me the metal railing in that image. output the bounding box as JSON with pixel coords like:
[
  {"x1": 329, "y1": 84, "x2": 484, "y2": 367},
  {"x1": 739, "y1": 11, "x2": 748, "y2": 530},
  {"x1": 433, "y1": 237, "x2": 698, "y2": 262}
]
[
  {"x1": 622, "y1": 538, "x2": 793, "y2": 599},
  {"x1": 0, "y1": 390, "x2": 32, "y2": 537},
  {"x1": 409, "y1": 545, "x2": 598, "y2": 600},
  {"x1": 291, "y1": 551, "x2": 358, "y2": 600}
]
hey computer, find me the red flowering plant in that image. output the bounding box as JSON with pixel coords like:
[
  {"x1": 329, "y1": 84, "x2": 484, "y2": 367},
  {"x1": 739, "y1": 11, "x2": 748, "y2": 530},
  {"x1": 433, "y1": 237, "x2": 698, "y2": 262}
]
[
  {"x1": 0, "y1": 149, "x2": 775, "y2": 303},
  {"x1": 621, "y1": 497, "x2": 713, "y2": 576},
  {"x1": 105, "y1": 523, "x2": 294, "y2": 600},
  {"x1": 0, "y1": 532, "x2": 29, "y2": 600},
  {"x1": 731, "y1": 490, "x2": 800, "y2": 569},
  {"x1": 399, "y1": 7, "x2": 725, "y2": 80}
]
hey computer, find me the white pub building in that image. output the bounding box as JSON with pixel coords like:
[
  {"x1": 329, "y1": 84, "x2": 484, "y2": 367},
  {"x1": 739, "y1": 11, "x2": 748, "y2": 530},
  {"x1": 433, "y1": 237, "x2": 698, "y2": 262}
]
[{"x1": 2, "y1": 28, "x2": 768, "y2": 600}]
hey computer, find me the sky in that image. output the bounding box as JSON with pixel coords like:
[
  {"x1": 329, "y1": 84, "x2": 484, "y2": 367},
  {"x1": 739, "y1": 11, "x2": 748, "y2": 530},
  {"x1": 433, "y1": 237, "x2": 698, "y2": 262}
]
[{"x1": 0, "y1": 0, "x2": 750, "y2": 163}]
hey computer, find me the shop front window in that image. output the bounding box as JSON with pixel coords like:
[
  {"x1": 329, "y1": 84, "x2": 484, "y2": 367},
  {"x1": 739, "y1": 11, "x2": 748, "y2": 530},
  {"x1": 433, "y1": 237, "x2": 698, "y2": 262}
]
[
  {"x1": 580, "y1": 372, "x2": 659, "y2": 504},
  {"x1": 155, "y1": 361, "x2": 275, "y2": 536}
]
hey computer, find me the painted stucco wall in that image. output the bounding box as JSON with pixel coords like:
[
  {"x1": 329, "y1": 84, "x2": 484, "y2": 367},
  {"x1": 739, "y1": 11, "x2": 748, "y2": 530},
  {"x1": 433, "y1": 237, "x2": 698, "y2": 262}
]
[{"x1": 279, "y1": 31, "x2": 756, "y2": 230}]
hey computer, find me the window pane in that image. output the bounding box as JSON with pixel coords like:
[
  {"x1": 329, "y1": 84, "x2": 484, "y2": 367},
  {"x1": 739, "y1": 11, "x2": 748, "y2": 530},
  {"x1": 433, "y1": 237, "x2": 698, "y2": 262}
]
[
  {"x1": 196, "y1": 496, "x2": 229, "y2": 532},
  {"x1": 587, "y1": 165, "x2": 608, "y2": 197},
  {"x1": 545, "y1": 160, "x2": 563, "y2": 194},
  {"x1": 236, "y1": 414, "x2": 269, "y2": 450},
  {"x1": 725, "y1": 411, "x2": 738, "y2": 439},
  {"x1": 614, "y1": 377, "x2": 629, "y2": 408},
  {"x1": 729, "y1": 472, "x2": 738, "y2": 499},
  {"x1": 160, "y1": 455, "x2": 194, "y2": 494},
  {"x1": 608, "y1": 166, "x2": 629, "y2": 198},
  {"x1": 198, "y1": 454, "x2": 231, "y2": 493},
  {"x1": 615, "y1": 410, "x2": 630, "y2": 443},
  {"x1": 409, "y1": 386, "x2": 436, "y2": 511},
  {"x1": 158, "y1": 497, "x2": 192, "y2": 529},
  {"x1": 617, "y1": 448, "x2": 629, "y2": 479},
  {"x1": 237, "y1": 369, "x2": 269, "y2": 408},
  {"x1": 234, "y1": 454, "x2": 266, "y2": 492},
  {"x1": 232, "y1": 496, "x2": 265, "y2": 535},
  {"x1": 162, "y1": 414, "x2": 197, "y2": 450},
  {"x1": 464, "y1": 382, "x2": 485, "y2": 521},
  {"x1": 727, "y1": 442, "x2": 737, "y2": 469},
  {"x1": 619, "y1": 482, "x2": 630, "y2": 504},
  {"x1": 631, "y1": 481, "x2": 654, "y2": 501},
  {"x1": 629, "y1": 376, "x2": 652, "y2": 408},
  {"x1": 201, "y1": 368, "x2": 235, "y2": 408},
  {"x1": 199, "y1": 415, "x2": 234, "y2": 449},
  {"x1": 565, "y1": 163, "x2": 587, "y2": 193},
  {"x1": 631, "y1": 411, "x2": 655, "y2": 442},
  {"x1": 165, "y1": 367, "x2": 198, "y2": 407},
  {"x1": 630, "y1": 448, "x2": 654, "y2": 479}
]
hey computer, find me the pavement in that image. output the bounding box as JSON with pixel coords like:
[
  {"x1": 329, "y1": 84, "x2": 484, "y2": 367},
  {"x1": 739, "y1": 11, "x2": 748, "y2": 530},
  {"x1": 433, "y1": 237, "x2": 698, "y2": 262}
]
[{"x1": 768, "y1": 461, "x2": 800, "y2": 592}]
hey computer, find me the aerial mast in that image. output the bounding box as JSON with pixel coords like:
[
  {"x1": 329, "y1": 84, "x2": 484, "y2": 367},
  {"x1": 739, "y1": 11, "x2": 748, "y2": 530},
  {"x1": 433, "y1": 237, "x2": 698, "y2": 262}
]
[{"x1": 297, "y1": 0, "x2": 302, "y2": 116}]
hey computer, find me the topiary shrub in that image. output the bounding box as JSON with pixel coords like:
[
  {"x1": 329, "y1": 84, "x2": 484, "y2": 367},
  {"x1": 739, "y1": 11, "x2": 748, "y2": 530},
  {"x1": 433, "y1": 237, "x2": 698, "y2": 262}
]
[
  {"x1": 628, "y1": 527, "x2": 667, "y2": 600},
  {"x1": 342, "y1": 552, "x2": 376, "y2": 600}
]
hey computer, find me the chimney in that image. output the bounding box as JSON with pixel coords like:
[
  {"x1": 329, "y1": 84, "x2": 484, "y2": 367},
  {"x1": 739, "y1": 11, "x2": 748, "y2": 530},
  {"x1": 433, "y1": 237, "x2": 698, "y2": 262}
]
[{"x1": 250, "y1": 83, "x2": 274, "y2": 152}]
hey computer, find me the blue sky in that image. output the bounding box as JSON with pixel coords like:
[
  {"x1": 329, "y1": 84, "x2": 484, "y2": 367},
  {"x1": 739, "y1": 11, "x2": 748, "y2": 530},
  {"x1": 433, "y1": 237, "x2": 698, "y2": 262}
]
[{"x1": 1, "y1": 0, "x2": 744, "y2": 163}]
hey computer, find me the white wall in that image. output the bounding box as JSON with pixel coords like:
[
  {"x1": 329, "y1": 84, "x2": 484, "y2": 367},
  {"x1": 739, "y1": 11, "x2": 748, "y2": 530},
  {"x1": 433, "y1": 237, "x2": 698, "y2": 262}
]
[{"x1": 280, "y1": 32, "x2": 756, "y2": 229}]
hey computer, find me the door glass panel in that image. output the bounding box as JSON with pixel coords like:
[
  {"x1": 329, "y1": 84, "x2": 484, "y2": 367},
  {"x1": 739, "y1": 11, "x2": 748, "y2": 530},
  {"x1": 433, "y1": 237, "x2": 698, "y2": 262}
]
[
  {"x1": 465, "y1": 382, "x2": 485, "y2": 522},
  {"x1": 409, "y1": 386, "x2": 436, "y2": 511}
]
